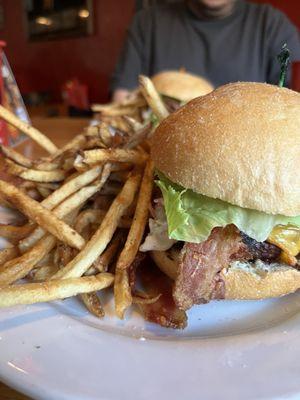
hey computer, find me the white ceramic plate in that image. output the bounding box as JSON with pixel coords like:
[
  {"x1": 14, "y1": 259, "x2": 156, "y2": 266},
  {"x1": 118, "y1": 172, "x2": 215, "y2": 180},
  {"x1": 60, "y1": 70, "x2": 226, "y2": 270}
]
[
  {"x1": 1, "y1": 211, "x2": 300, "y2": 399},
  {"x1": 2, "y1": 285, "x2": 300, "y2": 399}
]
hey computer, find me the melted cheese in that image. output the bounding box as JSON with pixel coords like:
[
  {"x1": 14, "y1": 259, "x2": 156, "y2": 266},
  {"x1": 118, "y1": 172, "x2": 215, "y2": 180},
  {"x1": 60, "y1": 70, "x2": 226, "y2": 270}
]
[{"x1": 268, "y1": 224, "x2": 300, "y2": 257}]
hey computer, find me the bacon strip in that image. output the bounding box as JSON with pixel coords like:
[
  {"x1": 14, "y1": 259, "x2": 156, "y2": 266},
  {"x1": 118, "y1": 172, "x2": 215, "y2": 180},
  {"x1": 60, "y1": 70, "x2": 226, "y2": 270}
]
[
  {"x1": 135, "y1": 255, "x2": 187, "y2": 329},
  {"x1": 173, "y1": 225, "x2": 249, "y2": 310}
]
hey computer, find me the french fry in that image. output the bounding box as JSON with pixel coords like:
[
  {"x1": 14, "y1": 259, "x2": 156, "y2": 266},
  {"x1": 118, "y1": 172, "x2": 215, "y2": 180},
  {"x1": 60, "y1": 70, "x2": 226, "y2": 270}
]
[
  {"x1": 0, "y1": 179, "x2": 85, "y2": 250},
  {"x1": 92, "y1": 232, "x2": 123, "y2": 272},
  {"x1": 79, "y1": 292, "x2": 105, "y2": 318},
  {"x1": 0, "y1": 170, "x2": 73, "y2": 245},
  {"x1": 50, "y1": 133, "x2": 86, "y2": 159},
  {"x1": 40, "y1": 165, "x2": 102, "y2": 210},
  {"x1": 0, "y1": 104, "x2": 58, "y2": 154},
  {"x1": 31, "y1": 265, "x2": 59, "y2": 281},
  {"x1": 139, "y1": 75, "x2": 169, "y2": 121},
  {"x1": 114, "y1": 159, "x2": 154, "y2": 318},
  {"x1": 50, "y1": 171, "x2": 142, "y2": 280},
  {"x1": 81, "y1": 149, "x2": 148, "y2": 166},
  {"x1": 0, "y1": 273, "x2": 114, "y2": 307},
  {"x1": 0, "y1": 246, "x2": 19, "y2": 265},
  {"x1": 100, "y1": 115, "x2": 133, "y2": 133},
  {"x1": 84, "y1": 137, "x2": 106, "y2": 150},
  {"x1": 0, "y1": 234, "x2": 56, "y2": 286},
  {"x1": 53, "y1": 243, "x2": 74, "y2": 268},
  {"x1": 99, "y1": 123, "x2": 113, "y2": 147},
  {"x1": 125, "y1": 123, "x2": 151, "y2": 149},
  {"x1": 19, "y1": 172, "x2": 109, "y2": 253},
  {"x1": 0, "y1": 145, "x2": 33, "y2": 168},
  {"x1": 92, "y1": 105, "x2": 140, "y2": 117},
  {"x1": 0, "y1": 223, "x2": 34, "y2": 242},
  {"x1": 37, "y1": 185, "x2": 52, "y2": 198},
  {"x1": 74, "y1": 209, "x2": 131, "y2": 234},
  {"x1": 33, "y1": 159, "x2": 61, "y2": 171},
  {"x1": 123, "y1": 116, "x2": 144, "y2": 132},
  {"x1": 5, "y1": 159, "x2": 66, "y2": 182},
  {"x1": 93, "y1": 93, "x2": 146, "y2": 112}
]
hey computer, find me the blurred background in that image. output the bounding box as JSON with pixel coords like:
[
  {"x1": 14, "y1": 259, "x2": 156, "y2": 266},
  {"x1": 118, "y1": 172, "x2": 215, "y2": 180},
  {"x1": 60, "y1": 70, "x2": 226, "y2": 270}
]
[{"x1": 0, "y1": 0, "x2": 299, "y2": 119}]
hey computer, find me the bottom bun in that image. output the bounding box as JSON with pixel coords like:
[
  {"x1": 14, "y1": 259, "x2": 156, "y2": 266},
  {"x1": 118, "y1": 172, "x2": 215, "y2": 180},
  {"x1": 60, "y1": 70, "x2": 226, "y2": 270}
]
[
  {"x1": 151, "y1": 250, "x2": 300, "y2": 300},
  {"x1": 221, "y1": 260, "x2": 300, "y2": 300}
]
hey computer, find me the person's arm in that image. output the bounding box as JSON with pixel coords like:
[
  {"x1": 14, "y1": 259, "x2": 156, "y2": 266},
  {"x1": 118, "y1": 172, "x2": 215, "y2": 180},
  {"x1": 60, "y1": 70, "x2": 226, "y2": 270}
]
[
  {"x1": 265, "y1": 8, "x2": 300, "y2": 86},
  {"x1": 111, "y1": 10, "x2": 151, "y2": 98}
]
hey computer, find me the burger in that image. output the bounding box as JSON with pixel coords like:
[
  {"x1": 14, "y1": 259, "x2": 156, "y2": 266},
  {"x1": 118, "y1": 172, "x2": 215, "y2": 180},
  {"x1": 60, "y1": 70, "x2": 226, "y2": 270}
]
[
  {"x1": 141, "y1": 82, "x2": 300, "y2": 311},
  {"x1": 151, "y1": 70, "x2": 214, "y2": 112}
]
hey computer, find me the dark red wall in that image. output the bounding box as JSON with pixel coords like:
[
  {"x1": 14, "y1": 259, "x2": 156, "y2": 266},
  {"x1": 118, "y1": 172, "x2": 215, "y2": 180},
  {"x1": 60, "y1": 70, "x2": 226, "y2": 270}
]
[
  {"x1": 253, "y1": 0, "x2": 300, "y2": 28},
  {"x1": 0, "y1": 0, "x2": 298, "y2": 103},
  {"x1": 0, "y1": 0, "x2": 135, "y2": 103}
]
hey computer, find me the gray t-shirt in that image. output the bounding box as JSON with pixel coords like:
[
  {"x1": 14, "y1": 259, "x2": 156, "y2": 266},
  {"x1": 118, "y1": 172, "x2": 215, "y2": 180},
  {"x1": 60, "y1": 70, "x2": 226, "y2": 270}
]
[{"x1": 111, "y1": 0, "x2": 300, "y2": 90}]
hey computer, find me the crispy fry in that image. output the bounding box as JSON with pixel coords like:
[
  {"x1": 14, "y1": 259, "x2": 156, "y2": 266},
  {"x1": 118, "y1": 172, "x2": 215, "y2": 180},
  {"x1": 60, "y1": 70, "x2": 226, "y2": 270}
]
[
  {"x1": 75, "y1": 209, "x2": 131, "y2": 234},
  {"x1": 5, "y1": 159, "x2": 66, "y2": 182},
  {"x1": 0, "y1": 179, "x2": 85, "y2": 250},
  {"x1": 0, "y1": 246, "x2": 19, "y2": 265},
  {"x1": 84, "y1": 137, "x2": 106, "y2": 149},
  {"x1": 100, "y1": 115, "x2": 133, "y2": 133},
  {"x1": 99, "y1": 123, "x2": 113, "y2": 147},
  {"x1": 0, "y1": 145, "x2": 32, "y2": 167},
  {"x1": 92, "y1": 93, "x2": 146, "y2": 115},
  {"x1": 33, "y1": 159, "x2": 61, "y2": 171},
  {"x1": 40, "y1": 165, "x2": 102, "y2": 210},
  {"x1": 92, "y1": 105, "x2": 140, "y2": 116},
  {"x1": 53, "y1": 243, "x2": 74, "y2": 268},
  {"x1": 37, "y1": 185, "x2": 52, "y2": 198},
  {"x1": 0, "y1": 234, "x2": 56, "y2": 286},
  {"x1": 0, "y1": 223, "x2": 34, "y2": 242},
  {"x1": 0, "y1": 273, "x2": 114, "y2": 307},
  {"x1": 0, "y1": 105, "x2": 58, "y2": 154},
  {"x1": 92, "y1": 232, "x2": 123, "y2": 272},
  {"x1": 79, "y1": 292, "x2": 105, "y2": 318},
  {"x1": 51, "y1": 133, "x2": 86, "y2": 159},
  {"x1": 18, "y1": 176, "x2": 109, "y2": 253},
  {"x1": 114, "y1": 160, "x2": 154, "y2": 318},
  {"x1": 125, "y1": 123, "x2": 151, "y2": 149},
  {"x1": 123, "y1": 116, "x2": 144, "y2": 132},
  {"x1": 31, "y1": 265, "x2": 59, "y2": 281},
  {"x1": 139, "y1": 75, "x2": 169, "y2": 121},
  {"x1": 81, "y1": 149, "x2": 148, "y2": 166},
  {"x1": 51, "y1": 171, "x2": 141, "y2": 280}
]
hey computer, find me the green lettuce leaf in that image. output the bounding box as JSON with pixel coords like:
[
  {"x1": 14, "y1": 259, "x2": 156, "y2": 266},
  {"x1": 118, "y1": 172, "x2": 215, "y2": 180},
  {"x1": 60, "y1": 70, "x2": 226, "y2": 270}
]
[{"x1": 156, "y1": 173, "x2": 300, "y2": 243}]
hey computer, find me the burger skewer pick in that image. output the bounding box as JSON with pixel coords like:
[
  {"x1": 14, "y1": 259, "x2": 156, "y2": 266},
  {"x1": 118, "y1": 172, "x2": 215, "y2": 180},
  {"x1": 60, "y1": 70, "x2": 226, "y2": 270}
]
[{"x1": 277, "y1": 43, "x2": 290, "y2": 87}]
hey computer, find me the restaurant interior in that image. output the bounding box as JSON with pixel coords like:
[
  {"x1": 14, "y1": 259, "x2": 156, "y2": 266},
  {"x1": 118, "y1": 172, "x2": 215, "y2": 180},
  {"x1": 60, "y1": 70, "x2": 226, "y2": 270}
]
[{"x1": 0, "y1": 0, "x2": 299, "y2": 399}]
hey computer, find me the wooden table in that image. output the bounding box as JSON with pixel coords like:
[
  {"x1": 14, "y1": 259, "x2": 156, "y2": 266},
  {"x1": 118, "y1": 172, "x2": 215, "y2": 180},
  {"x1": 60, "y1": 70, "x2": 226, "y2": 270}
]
[
  {"x1": 0, "y1": 382, "x2": 32, "y2": 399},
  {"x1": 0, "y1": 116, "x2": 89, "y2": 400}
]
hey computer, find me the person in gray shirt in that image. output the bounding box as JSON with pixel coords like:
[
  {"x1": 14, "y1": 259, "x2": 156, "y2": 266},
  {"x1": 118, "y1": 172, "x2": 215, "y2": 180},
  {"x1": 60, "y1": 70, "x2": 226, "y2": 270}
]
[{"x1": 111, "y1": 0, "x2": 300, "y2": 102}]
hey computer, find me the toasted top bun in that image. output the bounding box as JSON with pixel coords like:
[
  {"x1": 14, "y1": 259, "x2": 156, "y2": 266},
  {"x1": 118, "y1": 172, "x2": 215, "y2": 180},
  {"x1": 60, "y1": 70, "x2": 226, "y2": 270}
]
[
  {"x1": 151, "y1": 70, "x2": 214, "y2": 102},
  {"x1": 151, "y1": 82, "x2": 300, "y2": 216}
]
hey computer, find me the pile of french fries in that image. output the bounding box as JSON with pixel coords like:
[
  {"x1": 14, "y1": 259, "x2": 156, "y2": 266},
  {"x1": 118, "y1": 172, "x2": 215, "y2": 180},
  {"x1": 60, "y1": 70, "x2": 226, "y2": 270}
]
[{"x1": 0, "y1": 76, "x2": 171, "y2": 321}]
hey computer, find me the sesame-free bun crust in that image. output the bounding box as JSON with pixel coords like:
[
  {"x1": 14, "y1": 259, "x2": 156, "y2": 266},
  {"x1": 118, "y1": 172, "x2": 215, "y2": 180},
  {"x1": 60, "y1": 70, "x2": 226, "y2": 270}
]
[
  {"x1": 151, "y1": 70, "x2": 214, "y2": 102},
  {"x1": 152, "y1": 82, "x2": 300, "y2": 216}
]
